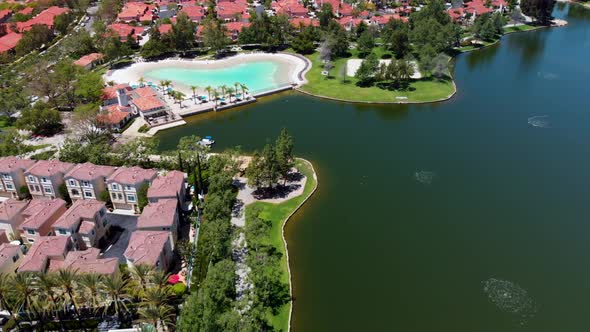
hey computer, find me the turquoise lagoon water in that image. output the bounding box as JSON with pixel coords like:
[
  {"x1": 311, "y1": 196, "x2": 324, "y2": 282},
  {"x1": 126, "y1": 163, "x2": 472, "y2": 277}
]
[{"x1": 144, "y1": 61, "x2": 281, "y2": 93}]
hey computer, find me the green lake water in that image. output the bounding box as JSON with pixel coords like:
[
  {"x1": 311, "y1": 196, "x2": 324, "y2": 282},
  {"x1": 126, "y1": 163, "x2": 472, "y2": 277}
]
[
  {"x1": 158, "y1": 4, "x2": 590, "y2": 331},
  {"x1": 144, "y1": 61, "x2": 280, "y2": 93}
]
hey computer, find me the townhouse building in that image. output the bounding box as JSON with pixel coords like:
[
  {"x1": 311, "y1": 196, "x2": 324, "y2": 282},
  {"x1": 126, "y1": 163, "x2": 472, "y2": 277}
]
[
  {"x1": 0, "y1": 199, "x2": 29, "y2": 240},
  {"x1": 0, "y1": 157, "x2": 37, "y2": 199},
  {"x1": 19, "y1": 199, "x2": 67, "y2": 244},
  {"x1": 18, "y1": 236, "x2": 72, "y2": 273},
  {"x1": 64, "y1": 162, "x2": 116, "y2": 202},
  {"x1": 48, "y1": 248, "x2": 119, "y2": 276},
  {"x1": 137, "y1": 199, "x2": 179, "y2": 247},
  {"x1": 52, "y1": 199, "x2": 108, "y2": 250},
  {"x1": 147, "y1": 170, "x2": 186, "y2": 204},
  {"x1": 124, "y1": 230, "x2": 173, "y2": 271},
  {"x1": 0, "y1": 243, "x2": 24, "y2": 274},
  {"x1": 24, "y1": 160, "x2": 74, "y2": 200},
  {"x1": 106, "y1": 166, "x2": 157, "y2": 213}
]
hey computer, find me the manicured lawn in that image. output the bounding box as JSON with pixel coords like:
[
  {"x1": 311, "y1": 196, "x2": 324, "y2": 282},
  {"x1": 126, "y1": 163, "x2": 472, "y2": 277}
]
[
  {"x1": 246, "y1": 159, "x2": 317, "y2": 331},
  {"x1": 504, "y1": 24, "x2": 544, "y2": 34},
  {"x1": 298, "y1": 52, "x2": 455, "y2": 103}
]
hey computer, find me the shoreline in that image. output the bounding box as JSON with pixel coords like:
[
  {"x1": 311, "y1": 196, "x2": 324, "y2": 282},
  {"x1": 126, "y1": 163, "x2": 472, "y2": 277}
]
[
  {"x1": 105, "y1": 53, "x2": 309, "y2": 96},
  {"x1": 281, "y1": 158, "x2": 318, "y2": 332}
]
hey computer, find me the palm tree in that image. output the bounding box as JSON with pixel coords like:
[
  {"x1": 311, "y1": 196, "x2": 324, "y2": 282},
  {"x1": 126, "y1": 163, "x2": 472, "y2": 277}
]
[
  {"x1": 56, "y1": 268, "x2": 80, "y2": 317},
  {"x1": 159, "y1": 80, "x2": 165, "y2": 92},
  {"x1": 220, "y1": 84, "x2": 228, "y2": 99},
  {"x1": 36, "y1": 273, "x2": 60, "y2": 303},
  {"x1": 78, "y1": 273, "x2": 104, "y2": 309},
  {"x1": 130, "y1": 264, "x2": 154, "y2": 293},
  {"x1": 175, "y1": 91, "x2": 186, "y2": 107},
  {"x1": 234, "y1": 82, "x2": 240, "y2": 97},
  {"x1": 148, "y1": 270, "x2": 171, "y2": 291},
  {"x1": 240, "y1": 83, "x2": 249, "y2": 98},
  {"x1": 213, "y1": 90, "x2": 220, "y2": 107},
  {"x1": 139, "y1": 77, "x2": 145, "y2": 87},
  {"x1": 101, "y1": 274, "x2": 131, "y2": 323},
  {"x1": 12, "y1": 272, "x2": 36, "y2": 311},
  {"x1": 0, "y1": 273, "x2": 15, "y2": 317},
  {"x1": 138, "y1": 304, "x2": 175, "y2": 331},
  {"x1": 190, "y1": 85, "x2": 198, "y2": 102},
  {"x1": 227, "y1": 87, "x2": 235, "y2": 103},
  {"x1": 205, "y1": 86, "x2": 212, "y2": 101},
  {"x1": 141, "y1": 286, "x2": 171, "y2": 306},
  {"x1": 163, "y1": 80, "x2": 172, "y2": 96}
]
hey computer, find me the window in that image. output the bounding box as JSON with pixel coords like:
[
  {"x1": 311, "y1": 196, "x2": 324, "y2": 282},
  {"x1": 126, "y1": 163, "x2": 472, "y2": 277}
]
[
  {"x1": 35, "y1": 185, "x2": 40, "y2": 192},
  {"x1": 111, "y1": 193, "x2": 117, "y2": 199},
  {"x1": 41, "y1": 177, "x2": 48, "y2": 183},
  {"x1": 127, "y1": 195, "x2": 136, "y2": 202},
  {"x1": 84, "y1": 191, "x2": 93, "y2": 198},
  {"x1": 163, "y1": 227, "x2": 170, "y2": 231},
  {"x1": 91, "y1": 230, "x2": 95, "y2": 235},
  {"x1": 125, "y1": 185, "x2": 132, "y2": 191},
  {"x1": 82, "y1": 181, "x2": 90, "y2": 187},
  {"x1": 111, "y1": 183, "x2": 119, "y2": 190},
  {"x1": 44, "y1": 187, "x2": 52, "y2": 194},
  {"x1": 12, "y1": 254, "x2": 19, "y2": 262},
  {"x1": 117, "y1": 193, "x2": 123, "y2": 200},
  {"x1": 58, "y1": 229, "x2": 67, "y2": 235},
  {"x1": 28, "y1": 239, "x2": 34, "y2": 243},
  {"x1": 2, "y1": 173, "x2": 10, "y2": 179},
  {"x1": 6, "y1": 183, "x2": 13, "y2": 190},
  {"x1": 71, "y1": 189, "x2": 80, "y2": 196},
  {"x1": 28, "y1": 176, "x2": 35, "y2": 182},
  {"x1": 69, "y1": 179, "x2": 76, "y2": 186},
  {"x1": 26, "y1": 229, "x2": 35, "y2": 235},
  {"x1": 29, "y1": 185, "x2": 35, "y2": 192}
]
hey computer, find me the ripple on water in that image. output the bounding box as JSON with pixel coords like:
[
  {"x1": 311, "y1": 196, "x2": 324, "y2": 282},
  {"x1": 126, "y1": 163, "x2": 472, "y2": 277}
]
[
  {"x1": 483, "y1": 278, "x2": 537, "y2": 325},
  {"x1": 528, "y1": 115, "x2": 550, "y2": 128},
  {"x1": 415, "y1": 171, "x2": 435, "y2": 185}
]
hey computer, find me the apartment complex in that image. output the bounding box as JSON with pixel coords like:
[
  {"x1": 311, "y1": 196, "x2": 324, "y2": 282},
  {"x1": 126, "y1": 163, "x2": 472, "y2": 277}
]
[
  {"x1": 106, "y1": 166, "x2": 157, "y2": 212},
  {"x1": 24, "y1": 160, "x2": 74, "y2": 199},
  {"x1": 64, "y1": 163, "x2": 116, "y2": 201}
]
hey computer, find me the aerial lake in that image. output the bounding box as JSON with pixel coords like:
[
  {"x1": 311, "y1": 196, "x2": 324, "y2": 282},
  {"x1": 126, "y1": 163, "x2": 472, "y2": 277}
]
[{"x1": 157, "y1": 4, "x2": 590, "y2": 331}]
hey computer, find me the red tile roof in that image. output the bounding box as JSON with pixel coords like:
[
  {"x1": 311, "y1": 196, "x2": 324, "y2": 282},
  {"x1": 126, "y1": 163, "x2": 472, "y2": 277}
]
[
  {"x1": 118, "y1": 1, "x2": 150, "y2": 21},
  {"x1": 107, "y1": 23, "x2": 144, "y2": 41},
  {"x1": 18, "y1": 236, "x2": 70, "y2": 273},
  {"x1": 65, "y1": 162, "x2": 116, "y2": 181},
  {"x1": 138, "y1": 199, "x2": 177, "y2": 229},
  {"x1": 158, "y1": 23, "x2": 172, "y2": 35},
  {"x1": 73, "y1": 52, "x2": 104, "y2": 67},
  {"x1": 25, "y1": 159, "x2": 74, "y2": 177},
  {"x1": 18, "y1": 7, "x2": 34, "y2": 15},
  {"x1": 0, "y1": 243, "x2": 21, "y2": 267},
  {"x1": 102, "y1": 83, "x2": 132, "y2": 100},
  {"x1": 465, "y1": 0, "x2": 493, "y2": 15},
  {"x1": 97, "y1": 105, "x2": 132, "y2": 125},
  {"x1": 0, "y1": 32, "x2": 23, "y2": 53},
  {"x1": 107, "y1": 166, "x2": 157, "y2": 185},
  {"x1": 133, "y1": 86, "x2": 158, "y2": 98},
  {"x1": 147, "y1": 171, "x2": 185, "y2": 199},
  {"x1": 224, "y1": 21, "x2": 250, "y2": 33},
  {"x1": 0, "y1": 230, "x2": 8, "y2": 244},
  {"x1": 78, "y1": 220, "x2": 96, "y2": 234},
  {"x1": 53, "y1": 199, "x2": 105, "y2": 230},
  {"x1": 290, "y1": 17, "x2": 319, "y2": 27},
  {"x1": 180, "y1": 5, "x2": 206, "y2": 21},
  {"x1": 0, "y1": 9, "x2": 12, "y2": 21},
  {"x1": 48, "y1": 248, "x2": 118, "y2": 275},
  {"x1": 124, "y1": 230, "x2": 169, "y2": 266},
  {"x1": 16, "y1": 6, "x2": 70, "y2": 32},
  {"x1": 0, "y1": 156, "x2": 36, "y2": 173},
  {"x1": 0, "y1": 199, "x2": 29, "y2": 221},
  {"x1": 19, "y1": 198, "x2": 66, "y2": 231},
  {"x1": 131, "y1": 95, "x2": 165, "y2": 111}
]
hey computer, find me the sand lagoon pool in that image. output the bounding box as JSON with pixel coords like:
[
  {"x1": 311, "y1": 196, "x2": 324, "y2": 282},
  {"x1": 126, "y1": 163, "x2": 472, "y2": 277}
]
[{"x1": 107, "y1": 53, "x2": 308, "y2": 95}]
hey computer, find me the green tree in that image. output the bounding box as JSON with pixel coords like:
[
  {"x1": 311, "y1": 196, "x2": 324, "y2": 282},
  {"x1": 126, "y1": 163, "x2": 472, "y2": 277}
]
[
  {"x1": 141, "y1": 27, "x2": 167, "y2": 59},
  {"x1": 355, "y1": 51, "x2": 379, "y2": 86},
  {"x1": 0, "y1": 130, "x2": 28, "y2": 157},
  {"x1": 54, "y1": 13, "x2": 72, "y2": 35},
  {"x1": 357, "y1": 30, "x2": 375, "y2": 56},
  {"x1": 245, "y1": 205, "x2": 271, "y2": 251},
  {"x1": 172, "y1": 12, "x2": 196, "y2": 50},
  {"x1": 521, "y1": 0, "x2": 555, "y2": 25},
  {"x1": 58, "y1": 183, "x2": 72, "y2": 204},
  {"x1": 382, "y1": 19, "x2": 410, "y2": 59},
  {"x1": 291, "y1": 25, "x2": 319, "y2": 54},
  {"x1": 202, "y1": 20, "x2": 228, "y2": 54},
  {"x1": 137, "y1": 182, "x2": 149, "y2": 212},
  {"x1": 319, "y1": 3, "x2": 334, "y2": 28},
  {"x1": 16, "y1": 102, "x2": 63, "y2": 136},
  {"x1": 275, "y1": 128, "x2": 294, "y2": 184},
  {"x1": 15, "y1": 24, "x2": 53, "y2": 56}
]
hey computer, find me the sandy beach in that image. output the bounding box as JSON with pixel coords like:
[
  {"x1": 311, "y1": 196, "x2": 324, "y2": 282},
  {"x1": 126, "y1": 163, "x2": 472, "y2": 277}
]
[{"x1": 105, "y1": 53, "x2": 308, "y2": 96}]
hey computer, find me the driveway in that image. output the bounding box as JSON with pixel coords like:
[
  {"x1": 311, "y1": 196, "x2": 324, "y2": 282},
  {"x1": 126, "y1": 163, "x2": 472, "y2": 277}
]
[{"x1": 101, "y1": 213, "x2": 137, "y2": 263}]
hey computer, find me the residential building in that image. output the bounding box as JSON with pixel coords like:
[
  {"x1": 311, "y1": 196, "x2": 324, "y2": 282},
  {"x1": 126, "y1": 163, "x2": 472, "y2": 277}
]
[
  {"x1": 24, "y1": 160, "x2": 74, "y2": 199},
  {"x1": 15, "y1": 6, "x2": 71, "y2": 32},
  {"x1": 0, "y1": 9, "x2": 12, "y2": 23},
  {"x1": 102, "y1": 84, "x2": 133, "y2": 106},
  {"x1": 0, "y1": 199, "x2": 29, "y2": 240},
  {"x1": 147, "y1": 170, "x2": 186, "y2": 203},
  {"x1": 19, "y1": 199, "x2": 67, "y2": 244},
  {"x1": 97, "y1": 104, "x2": 134, "y2": 130},
  {"x1": 0, "y1": 243, "x2": 24, "y2": 274},
  {"x1": 0, "y1": 156, "x2": 37, "y2": 199},
  {"x1": 52, "y1": 199, "x2": 108, "y2": 250},
  {"x1": 107, "y1": 167, "x2": 157, "y2": 212},
  {"x1": 107, "y1": 23, "x2": 144, "y2": 42},
  {"x1": 64, "y1": 162, "x2": 116, "y2": 201},
  {"x1": 18, "y1": 236, "x2": 72, "y2": 273},
  {"x1": 128, "y1": 86, "x2": 169, "y2": 119},
  {"x1": 0, "y1": 230, "x2": 8, "y2": 244},
  {"x1": 73, "y1": 52, "x2": 105, "y2": 69},
  {"x1": 0, "y1": 32, "x2": 23, "y2": 55},
  {"x1": 48, "y1": 248, "x2": 119, "y2": 276},
  {"x1": 124, "y1": 230, "x2": 173, "y2": 271},
  {"x1": 137, "y1": 199, "x2": 179, "y2": 246}
]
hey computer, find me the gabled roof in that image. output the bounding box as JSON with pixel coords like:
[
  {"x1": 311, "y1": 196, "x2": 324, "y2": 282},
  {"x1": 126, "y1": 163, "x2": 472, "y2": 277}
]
[
  {"x1": 53, "y1": 199, "x2": 105, "y2": 230},
  {"x1": 18, "y1": 236, "x2": 70, "y2": 273},
  {"x1": 124, "y1": 230, "x2": 169, "y2": 266},
  {"x1": 25, "y1": 159, "x2": 74, "y2": 178},
  {"x1": 138, "y1": 199, "x2": 177, "y2": 229},
  {"x1": 0, "y1": 156, "x2": 36, "y2": 173},
  {"x1": 73, "y1": 52, "x2": 104, "y2": 67},
  {"x1": 0, "y1": 32, "x2": 23, "y2": 53},
  {"x1": 147, "y1": 170, "x2": 184, "y2": 199},
  {"x1": 130, "y1": 95, "x2": 166, "y2": 111},
  {"x1": 48, "y1": 248, "x2": 118, "y2": 275},
  {"x1": 19, "y1": 199, "x2": 66, "y2": 230},
  {"x1": 107, "y1": 166, "x2": 157, "y2": 185},
  {"x1": 0, "y1": 199, "x2": 29, "y2": 222},
  {"x1": 65, "y1": 162, "x2": 116, "y2": 181},
  {"x1": 102, "y1": 83, "x2": 132, "y2": 100},
  {"x1": 0, "y1": 243, "x2": 21, "y2": 267}
]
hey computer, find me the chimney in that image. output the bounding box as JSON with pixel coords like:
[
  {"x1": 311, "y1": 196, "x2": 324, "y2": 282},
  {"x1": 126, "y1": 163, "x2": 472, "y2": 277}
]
[{"x1": 117, "y1": 88, "x2": 129, "y2": 107}]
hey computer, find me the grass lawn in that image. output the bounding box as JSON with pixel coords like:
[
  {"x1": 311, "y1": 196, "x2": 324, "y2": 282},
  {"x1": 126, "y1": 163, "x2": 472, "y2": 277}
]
[
  {"x1": 298, "y1": 52, "x2": 455, "y2": 103},
  {"x1": 504, "y1": 24, "x2": 544, "y2": 34},
  {"x1": 0, "y1": 116, "x2": 15, "y2": 130},
  {"x1": 245, "y1": 158, "x2": 317, "y2": 331}
]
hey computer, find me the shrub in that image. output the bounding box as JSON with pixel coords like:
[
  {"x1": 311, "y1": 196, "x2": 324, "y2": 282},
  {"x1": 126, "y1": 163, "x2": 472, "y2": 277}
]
[
  {"x1": 170, "y1": 282, "x2": 187, "y2": 296},
  {"x1": 138, "y1": 124, "x2": 150, "y2": 133}
]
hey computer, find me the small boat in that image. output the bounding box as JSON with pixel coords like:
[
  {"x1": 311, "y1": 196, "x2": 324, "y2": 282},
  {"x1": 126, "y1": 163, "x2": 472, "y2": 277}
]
[{"x1": 199, "y1": 136, "x2": 215, "y2": 146}]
